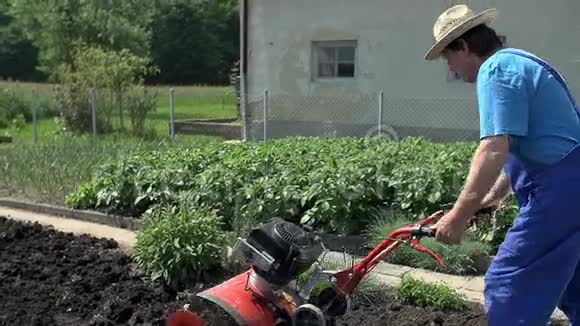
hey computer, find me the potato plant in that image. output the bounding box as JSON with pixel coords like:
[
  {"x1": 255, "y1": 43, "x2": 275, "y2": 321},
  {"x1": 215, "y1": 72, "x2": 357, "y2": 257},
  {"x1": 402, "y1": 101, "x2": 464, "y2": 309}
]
[{"x1": 65, "y1": 136, "x2": 508, "y2": 237}]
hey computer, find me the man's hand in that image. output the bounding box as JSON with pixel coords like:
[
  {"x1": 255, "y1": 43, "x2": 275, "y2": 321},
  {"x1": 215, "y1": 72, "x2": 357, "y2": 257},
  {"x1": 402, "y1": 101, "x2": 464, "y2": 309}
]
[
  {"x1": 432, "y1": 209, "x2": 470, "y2": 245},
  {"x1": 433, "y1": 135, "x2": 510, "y2": 245}
]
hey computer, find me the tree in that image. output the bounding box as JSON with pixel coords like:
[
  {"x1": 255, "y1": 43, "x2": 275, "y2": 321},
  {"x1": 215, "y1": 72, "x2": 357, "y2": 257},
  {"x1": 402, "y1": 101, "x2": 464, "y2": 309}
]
[
  {"x1": 0, "y1": 0, "x2": 43, "y2": 81},
  {"x1": 8, "y1": 0, "x2": 155, "y2": 79},
  {"x1": 147, "y1": 0, "x2": 239, "y2": 85},
  {"x1": 5, "y1": 0, "x2": 240, "y2": 85},
  {"x1": 54, "y1": 45, "x2": 158, "y2": 134}
]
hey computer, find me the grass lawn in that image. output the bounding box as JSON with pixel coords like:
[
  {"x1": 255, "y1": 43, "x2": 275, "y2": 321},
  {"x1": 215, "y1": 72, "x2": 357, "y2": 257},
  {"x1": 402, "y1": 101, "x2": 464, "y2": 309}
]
[{"x1": 0, "y1": 81, "x2": 239, "y2": 143}]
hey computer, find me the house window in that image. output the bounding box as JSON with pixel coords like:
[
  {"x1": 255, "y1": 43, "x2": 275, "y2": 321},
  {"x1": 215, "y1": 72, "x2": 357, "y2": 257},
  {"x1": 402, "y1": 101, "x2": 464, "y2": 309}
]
[{"x1": 312, "y1": 41, "x2": 356, "y2": 79}]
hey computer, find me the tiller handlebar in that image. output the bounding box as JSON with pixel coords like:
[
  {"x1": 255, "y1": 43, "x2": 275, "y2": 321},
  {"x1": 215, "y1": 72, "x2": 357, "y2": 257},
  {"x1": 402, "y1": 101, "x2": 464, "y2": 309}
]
[{"x1": 330, "y1": 204, "x2": 494, "y2": 296}]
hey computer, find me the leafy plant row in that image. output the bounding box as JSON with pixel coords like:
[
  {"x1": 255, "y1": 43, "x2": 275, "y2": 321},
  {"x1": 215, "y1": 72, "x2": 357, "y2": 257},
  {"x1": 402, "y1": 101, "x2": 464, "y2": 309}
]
[{"x1": 65, "y1": 136, "x2": 479, "y2": 234}]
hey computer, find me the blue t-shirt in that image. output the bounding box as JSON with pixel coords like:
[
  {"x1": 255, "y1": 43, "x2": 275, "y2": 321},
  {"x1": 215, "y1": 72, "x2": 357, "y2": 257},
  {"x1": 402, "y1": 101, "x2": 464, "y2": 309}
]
[{"x1": 477, "y1": 48, "x2": 580, "y2": 166}]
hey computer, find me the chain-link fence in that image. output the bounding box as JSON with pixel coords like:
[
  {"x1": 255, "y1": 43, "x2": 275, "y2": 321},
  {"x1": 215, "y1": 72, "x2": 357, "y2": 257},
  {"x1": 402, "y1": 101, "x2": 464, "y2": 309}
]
[
  {"x1": 244, "y1": 90, "x2": 481, "y2": 143},
  {"x1": 2, "y1": 82, "x2": 482, "y2": 144},
  {"x1": 0, "y1": 83, "x2": 239, "y2": 144}
]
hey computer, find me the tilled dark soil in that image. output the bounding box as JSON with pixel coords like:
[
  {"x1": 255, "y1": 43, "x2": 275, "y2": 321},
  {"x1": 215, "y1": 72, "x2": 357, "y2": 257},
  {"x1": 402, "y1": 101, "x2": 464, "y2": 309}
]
[
  {"x1": 337, "y1": 292, "x2": 487, "y2": 326},
  {"x1": 0, "y1": 216, "x2": 237, "y2": 326},
  {"x1": 0, "y1": 216, "x2": 568, "y2": 326}
]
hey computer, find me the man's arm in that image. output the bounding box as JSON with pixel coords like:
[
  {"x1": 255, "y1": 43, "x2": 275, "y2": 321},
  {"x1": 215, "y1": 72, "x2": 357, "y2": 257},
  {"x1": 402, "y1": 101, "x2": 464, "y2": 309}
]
[
  {"x1": 434, "y1": 64, "x2": 527, "y2": 244},
  {"x1": 453, "y1": 135, "x2": 510, "y2": 219},
  {"x1": 480, "y1": 170, "x2": 511, "y2": 210}
]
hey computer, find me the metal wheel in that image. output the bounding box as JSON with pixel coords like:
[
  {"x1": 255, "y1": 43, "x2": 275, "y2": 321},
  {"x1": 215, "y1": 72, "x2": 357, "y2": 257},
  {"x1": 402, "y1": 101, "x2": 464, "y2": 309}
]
[
  {"x1": 292, "y1": 304, "x2": 326, "y2": 326},
  {"x1": 312, "y1": 287, "x2": 350, "y2": 318}
]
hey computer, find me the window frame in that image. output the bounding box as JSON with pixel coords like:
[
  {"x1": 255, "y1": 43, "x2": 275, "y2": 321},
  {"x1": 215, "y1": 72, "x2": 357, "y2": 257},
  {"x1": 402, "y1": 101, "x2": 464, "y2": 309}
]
[{"x1": 311, "y1": 40, "x2": 358, "y2": 80}]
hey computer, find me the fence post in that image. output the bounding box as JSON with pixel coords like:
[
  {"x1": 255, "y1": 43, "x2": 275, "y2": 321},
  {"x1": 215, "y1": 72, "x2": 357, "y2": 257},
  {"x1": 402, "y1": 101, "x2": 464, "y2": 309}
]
[
  {"x1": 239, "y1": 74, "x2": 248, "y2": 141},
  {"x1": 263, "y1": 89, "x2": 268, "y2": 141},
  {"x1": 169, "y1": 88, "x2": 175, "y2": 142},
  {"x1": 117, "y1": 90, "x2": 124, "y2": 131},
  {"x1": 378, "y1": 90, "x2": 383, "y2": 136},
  {"x1": 32, "y1": 88, "x2": 38, "y2": 144},
  {"x1": 91, "y1": 88, "x2": 97, "y2": 138}
]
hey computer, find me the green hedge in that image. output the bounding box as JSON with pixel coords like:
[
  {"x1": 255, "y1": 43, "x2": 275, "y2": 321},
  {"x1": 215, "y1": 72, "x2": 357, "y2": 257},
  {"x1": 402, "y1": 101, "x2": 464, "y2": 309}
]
[{"x1": 66, "y1": 136, "x2": 481, "y2": 234}]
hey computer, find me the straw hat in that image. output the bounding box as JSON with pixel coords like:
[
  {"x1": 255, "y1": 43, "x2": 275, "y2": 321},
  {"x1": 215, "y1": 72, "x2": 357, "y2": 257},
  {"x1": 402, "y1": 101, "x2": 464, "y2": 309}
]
[{"x1": 424, "y1": 4, "x2": 497, "y2": 60}]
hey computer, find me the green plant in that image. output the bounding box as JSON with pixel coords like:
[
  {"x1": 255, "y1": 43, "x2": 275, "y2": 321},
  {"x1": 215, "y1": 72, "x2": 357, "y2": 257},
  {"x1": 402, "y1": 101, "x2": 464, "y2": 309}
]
[
  {"x1": 394, "y1": 275, "x2": 466, "y2": 311},
  {"x1": 52, "y1": 46, "x2": 157, "y2": 134},
  {"x1": 471, "y1": 193, "x2": 518, "y2": 251},
  {"x1": 0, "y1": 110, "x2": 7, "y2": 129},
  {"x1": 66, "y1": 136, "x2": 478, "y2": 234},
  {"x1": 64, "y1": 182, "x2": 97, "y2": 209},
  {"x1": 125, "y1": 85, "x2": 158, "y2": 138},
  {"x1": 0, "y1": 87, "x2": 30, "y2": 127},
  {"x1": 10, "y1": 113, "x2": 26, "y2": 130},
  {"x1": 0, "y1": 138, "x2": 142, "y2": 205},
  {"x1": 133, "y1": 196, "x2": 226, "y2": 289},
  {"x1": 1, "y1": 135, "x2": 222, "y2": 205},
  {"x1": 53, "y1": 80, "x2": 114, "y2": 134}
]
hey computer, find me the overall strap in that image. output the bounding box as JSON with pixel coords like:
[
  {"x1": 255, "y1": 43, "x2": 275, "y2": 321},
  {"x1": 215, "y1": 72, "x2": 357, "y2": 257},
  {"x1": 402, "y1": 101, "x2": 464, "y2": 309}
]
[{"x1": 501, "y1": 50, "x2": 579, "y2": 115}]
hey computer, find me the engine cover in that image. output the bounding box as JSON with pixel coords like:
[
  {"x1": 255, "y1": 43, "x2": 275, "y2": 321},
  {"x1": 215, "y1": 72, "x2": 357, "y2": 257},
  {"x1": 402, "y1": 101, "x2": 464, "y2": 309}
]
[{"x1": 236, "y1": 218, "x2": 323, "y2": 287}]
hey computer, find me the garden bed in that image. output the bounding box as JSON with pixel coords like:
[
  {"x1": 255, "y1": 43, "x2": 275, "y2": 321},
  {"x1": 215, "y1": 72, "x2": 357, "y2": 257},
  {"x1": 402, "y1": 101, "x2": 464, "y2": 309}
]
[
  {"x1": 0, "y1": 216, "x2": 237, "y2": 326},
  {"x1": 0, "y1": 216, "x2": 569, "y2": 326},
  {"x1": 0, "y1": 196, "x2": 496, "y2": 277}
]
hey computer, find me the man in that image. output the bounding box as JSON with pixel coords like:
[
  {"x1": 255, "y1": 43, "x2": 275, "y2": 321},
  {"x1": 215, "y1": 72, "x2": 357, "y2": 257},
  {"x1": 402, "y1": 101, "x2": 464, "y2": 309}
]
[{"x1": 424, "y1": 4, "x2": 580, "y2": 326}]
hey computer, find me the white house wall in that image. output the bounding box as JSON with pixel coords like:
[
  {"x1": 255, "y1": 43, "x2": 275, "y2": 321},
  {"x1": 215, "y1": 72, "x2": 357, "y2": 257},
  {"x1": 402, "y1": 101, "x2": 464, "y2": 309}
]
[{"x1": 245, "y1": 0, "x2": 580, "y2": 140}]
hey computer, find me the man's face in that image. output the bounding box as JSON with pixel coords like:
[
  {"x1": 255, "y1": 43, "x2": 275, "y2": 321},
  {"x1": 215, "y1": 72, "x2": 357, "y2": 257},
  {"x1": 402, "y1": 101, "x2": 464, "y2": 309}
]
[{"x1": 443, "y1": 46, "x2": 479, "y2": 83}]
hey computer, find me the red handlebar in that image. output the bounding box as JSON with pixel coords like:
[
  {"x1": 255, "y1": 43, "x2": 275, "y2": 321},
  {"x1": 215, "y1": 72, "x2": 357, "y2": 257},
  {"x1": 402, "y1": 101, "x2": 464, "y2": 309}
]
[{"x1": 331, "y1": 210, "x2": 446, "y2": 295}]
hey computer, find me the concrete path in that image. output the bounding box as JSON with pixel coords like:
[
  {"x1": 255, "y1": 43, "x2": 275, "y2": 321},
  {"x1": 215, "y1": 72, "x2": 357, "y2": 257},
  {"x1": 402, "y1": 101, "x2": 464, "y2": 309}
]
[
  {"x1": 0, "y1": 205, "x2": 568, "y2": 322},
  {"x1": 0, "y1": 206, "x2": 136, "y2": 252}
]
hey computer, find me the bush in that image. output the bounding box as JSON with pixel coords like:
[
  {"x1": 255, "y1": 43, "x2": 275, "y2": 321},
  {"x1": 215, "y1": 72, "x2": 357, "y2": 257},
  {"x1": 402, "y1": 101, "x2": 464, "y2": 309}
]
[
  {"x1": 0, "y1": 110, "x2": 7, "y2": 129},
  {"x1": 53, "y1": 82, "x2": 114, "y2": 134},
  {"x1": 53, "y1": 46, "x2": 157, "y2": 134},
  {"x1": 66, "y1": 137, "x2": 476, "y2": 234},
  {"x1": 367, "y1": 209, "x2": 492, "y2": 275},
  {"x1": 132, "y1": 196, "x2": 226, "y2": 289},
  {"x1": 394, "y1": 275, "x2": 466, "y2": 311},
  {"x1": 0, "y1": 87, "x2": 30, "y2": 128},
  {"x1": 125, "y1": 86, "x2": 158, "y2": 138}
]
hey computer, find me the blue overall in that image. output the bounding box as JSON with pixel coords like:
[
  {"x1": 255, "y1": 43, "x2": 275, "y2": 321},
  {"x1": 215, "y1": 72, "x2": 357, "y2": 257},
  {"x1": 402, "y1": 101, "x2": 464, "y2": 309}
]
[{"x1": 483, "y1": 51, "x2": 580, "y2": 325}]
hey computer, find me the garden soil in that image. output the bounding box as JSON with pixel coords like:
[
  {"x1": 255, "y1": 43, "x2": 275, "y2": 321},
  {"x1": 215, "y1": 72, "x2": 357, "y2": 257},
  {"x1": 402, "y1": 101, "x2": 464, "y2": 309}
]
[{"x1": 0, "y1": 216, "x2": 568, "y2": 326}]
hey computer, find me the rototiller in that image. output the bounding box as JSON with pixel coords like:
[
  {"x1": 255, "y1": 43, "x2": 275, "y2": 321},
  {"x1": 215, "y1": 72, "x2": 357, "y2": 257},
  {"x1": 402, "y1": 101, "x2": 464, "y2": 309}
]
[{"x1": 166, "y1": 206, "x2": 492, "y2": 326}]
